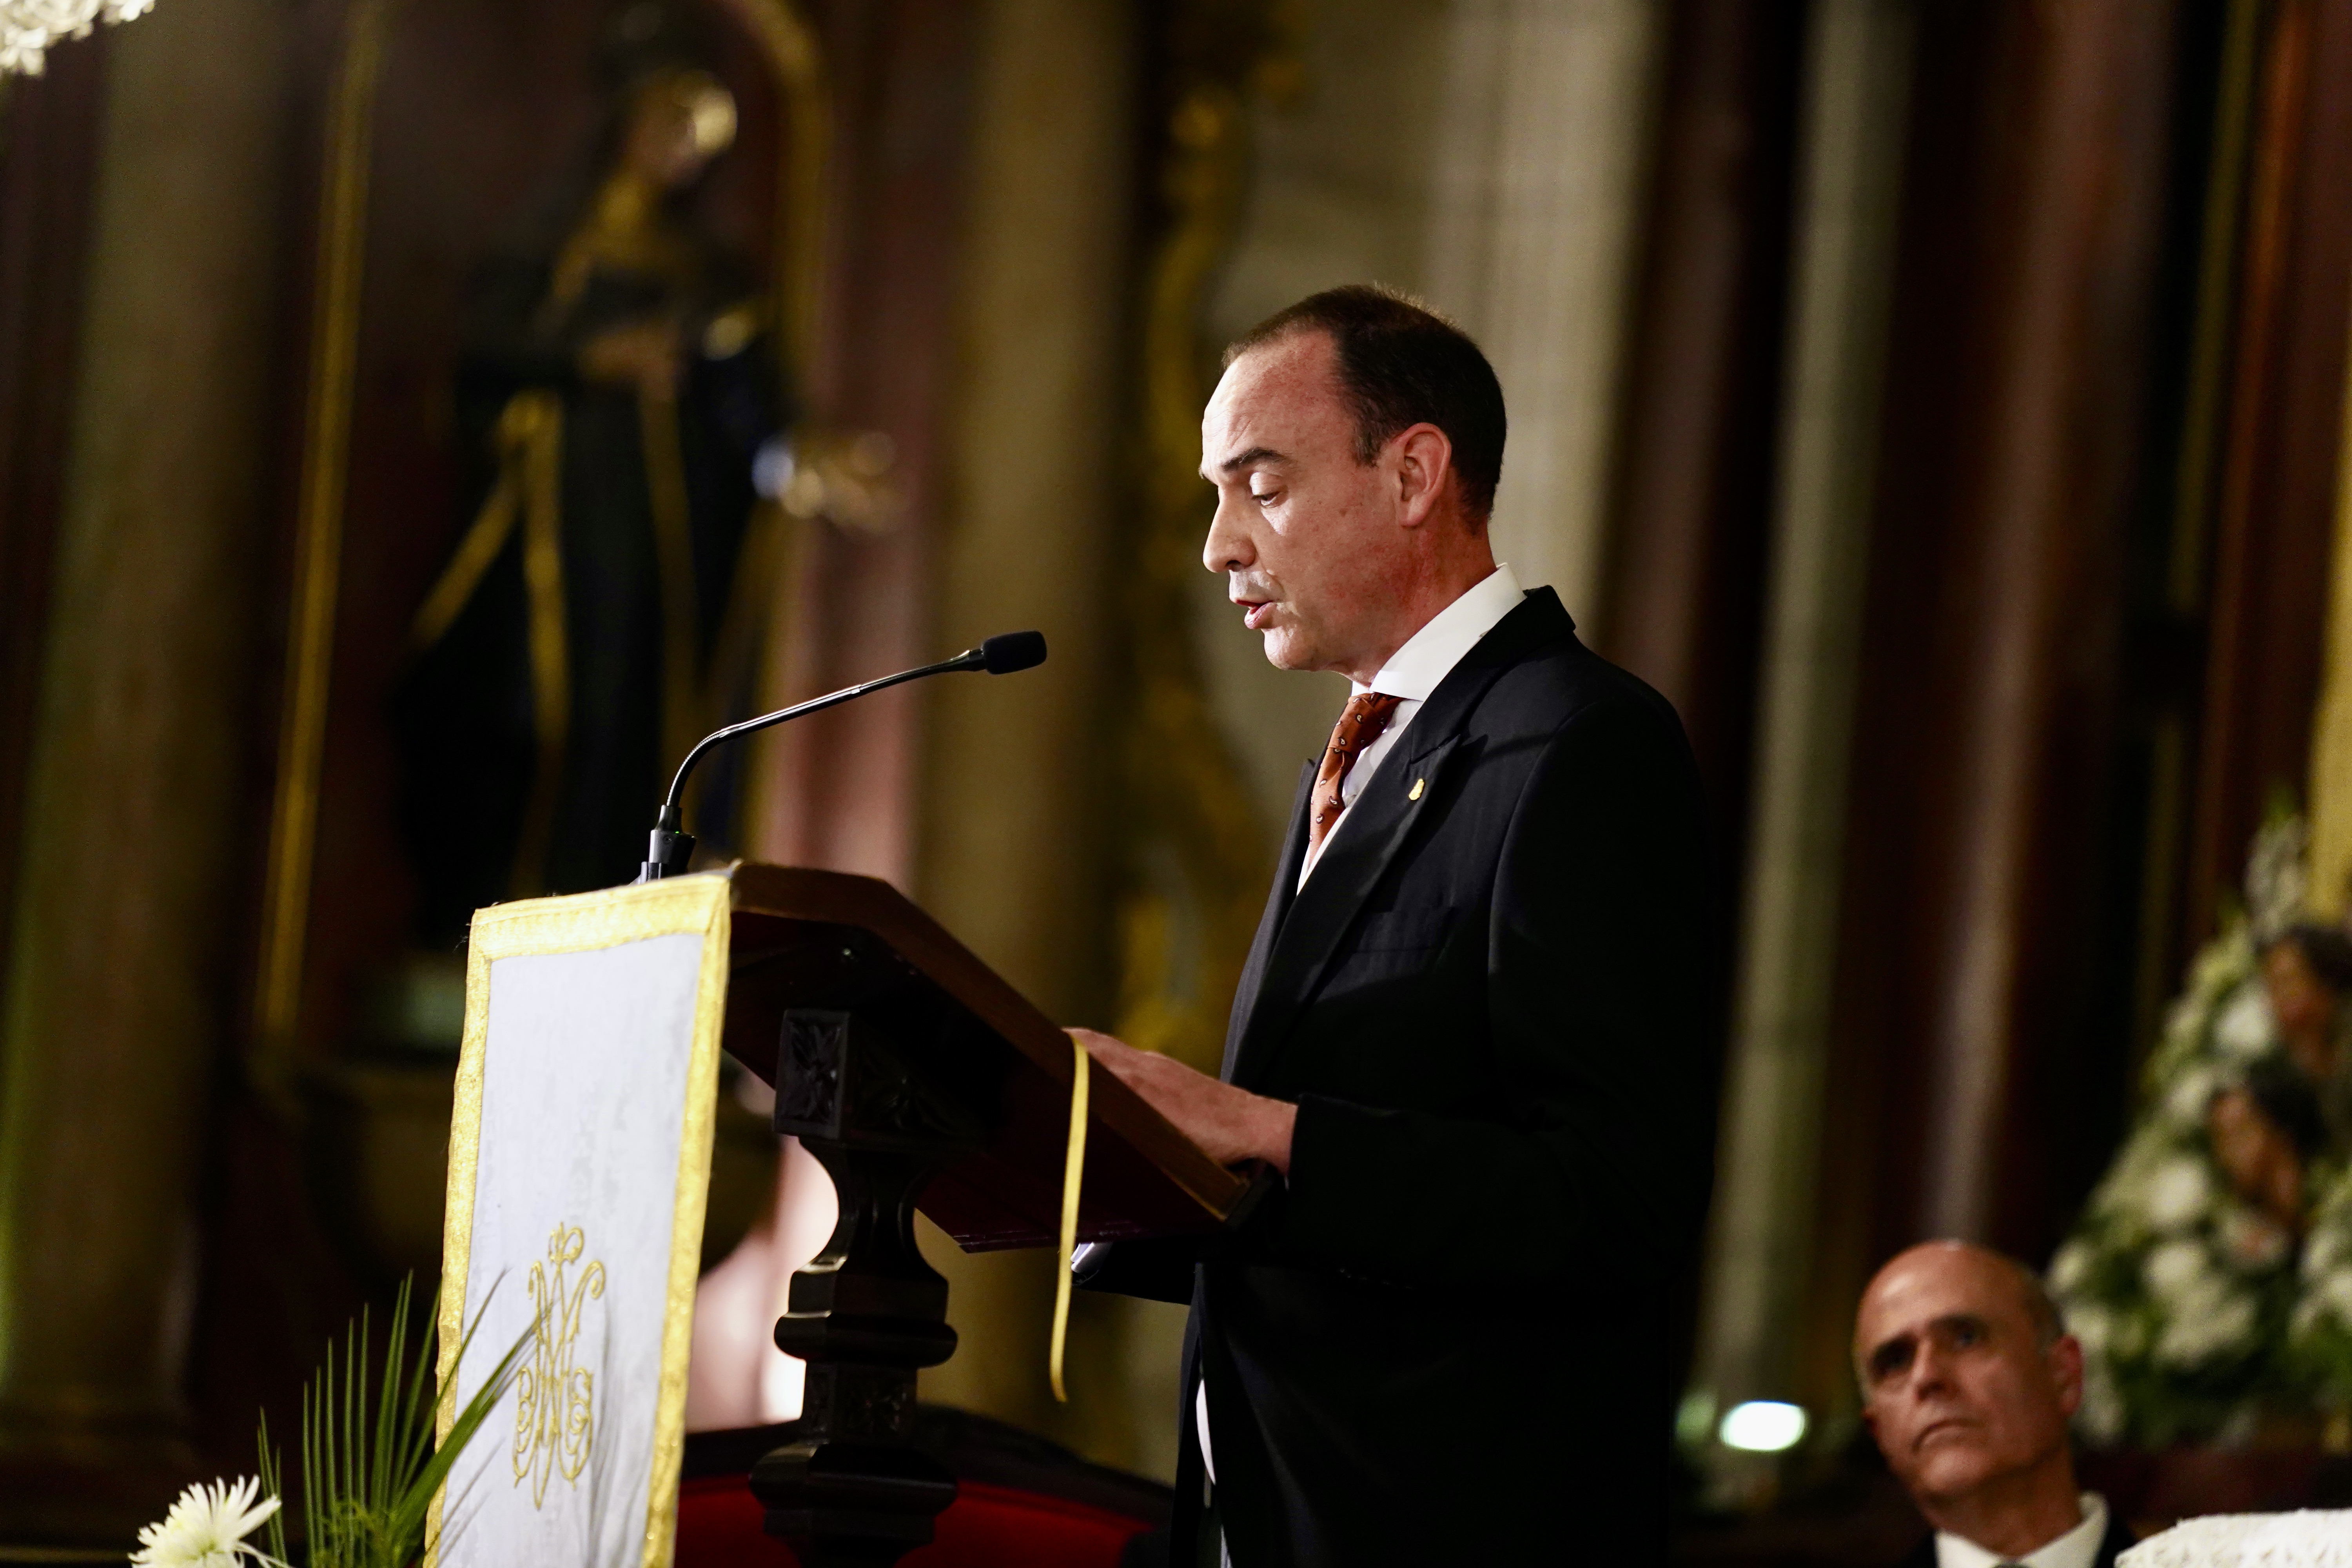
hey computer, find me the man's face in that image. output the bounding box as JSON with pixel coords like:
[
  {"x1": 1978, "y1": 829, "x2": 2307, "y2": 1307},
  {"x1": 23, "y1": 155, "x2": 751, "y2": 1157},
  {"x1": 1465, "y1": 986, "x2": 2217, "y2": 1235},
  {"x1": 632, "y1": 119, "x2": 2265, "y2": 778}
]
[
  {"x1": 1855, "y1": 1246, "x2": 2081, "y2": 1510},
  {"x1": 1199, "y1": 331, "x2": 1415, "y2": 674}
]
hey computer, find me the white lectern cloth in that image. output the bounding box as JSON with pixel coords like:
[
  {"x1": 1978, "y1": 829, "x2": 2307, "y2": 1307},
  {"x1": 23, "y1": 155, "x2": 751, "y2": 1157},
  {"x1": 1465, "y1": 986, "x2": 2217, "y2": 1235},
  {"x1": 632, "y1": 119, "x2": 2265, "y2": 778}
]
[{"x1": 428, "y1": 875, "x2": 731, "y2": 1568}]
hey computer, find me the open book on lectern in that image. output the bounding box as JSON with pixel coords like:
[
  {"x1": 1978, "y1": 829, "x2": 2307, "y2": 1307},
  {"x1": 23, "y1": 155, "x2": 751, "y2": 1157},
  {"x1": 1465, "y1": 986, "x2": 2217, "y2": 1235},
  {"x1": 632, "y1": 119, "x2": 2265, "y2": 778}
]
[{"x1": 423, "y1": 862, "x2": 1246, "y2": 1568}]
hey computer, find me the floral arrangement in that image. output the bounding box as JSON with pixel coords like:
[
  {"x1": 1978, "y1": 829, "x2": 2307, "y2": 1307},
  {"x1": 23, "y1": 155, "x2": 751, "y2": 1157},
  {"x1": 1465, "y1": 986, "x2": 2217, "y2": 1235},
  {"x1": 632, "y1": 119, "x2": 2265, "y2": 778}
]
[
  {"x1": 2047, "y1": 815, "x2": 2350, "y2": 1446},
  {"x1": 132, "y1": 1278, "x2": 523, "y2": 1568}
]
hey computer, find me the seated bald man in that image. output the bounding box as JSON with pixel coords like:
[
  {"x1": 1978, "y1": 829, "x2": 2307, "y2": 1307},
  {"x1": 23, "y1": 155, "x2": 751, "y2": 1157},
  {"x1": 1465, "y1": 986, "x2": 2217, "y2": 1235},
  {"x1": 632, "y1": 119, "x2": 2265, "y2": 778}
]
[{"x1": 1855, "y1": 1242, "x2": 2136, "y2": 1568}]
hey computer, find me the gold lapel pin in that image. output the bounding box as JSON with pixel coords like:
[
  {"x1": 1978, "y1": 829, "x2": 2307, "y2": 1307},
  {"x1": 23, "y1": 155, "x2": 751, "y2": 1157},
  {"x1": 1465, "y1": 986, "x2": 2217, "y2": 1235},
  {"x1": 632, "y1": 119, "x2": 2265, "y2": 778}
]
[{"x1": 1408, "y1": 778, "x2": 1425, "y2": 801}]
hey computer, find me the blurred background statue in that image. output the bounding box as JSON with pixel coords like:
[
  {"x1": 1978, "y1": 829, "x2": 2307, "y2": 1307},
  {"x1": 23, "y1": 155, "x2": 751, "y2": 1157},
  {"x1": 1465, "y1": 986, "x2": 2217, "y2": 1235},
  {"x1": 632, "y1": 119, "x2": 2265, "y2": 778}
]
[{"x1": 394, "y1": 4, "x2": 787, "y2": 949}]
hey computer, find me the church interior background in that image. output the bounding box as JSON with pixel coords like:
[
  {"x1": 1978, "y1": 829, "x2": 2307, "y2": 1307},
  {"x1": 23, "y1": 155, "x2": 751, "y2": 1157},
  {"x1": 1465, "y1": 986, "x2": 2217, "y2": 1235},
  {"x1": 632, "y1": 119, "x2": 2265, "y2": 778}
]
[{"x1": 7, "y1": 0, "x2": 2352, "y2": 1558}]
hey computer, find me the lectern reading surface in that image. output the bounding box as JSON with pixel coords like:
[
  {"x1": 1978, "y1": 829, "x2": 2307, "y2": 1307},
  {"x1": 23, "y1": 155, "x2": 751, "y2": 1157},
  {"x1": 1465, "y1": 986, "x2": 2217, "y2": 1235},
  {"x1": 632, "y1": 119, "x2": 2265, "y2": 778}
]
[
  {"x1": 430, "y1": 865, "x2": 1243, "y2": 1568},
  {"x1": 720, "y1": 862, "x2": 1247, "y2": 1245}
]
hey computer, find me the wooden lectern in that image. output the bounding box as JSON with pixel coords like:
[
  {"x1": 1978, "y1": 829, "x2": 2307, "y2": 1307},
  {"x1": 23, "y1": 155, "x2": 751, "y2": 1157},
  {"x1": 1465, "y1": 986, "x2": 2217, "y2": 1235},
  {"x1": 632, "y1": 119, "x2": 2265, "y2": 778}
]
[
  {"x1": 724, "y1": 864, "x2": 1244, "y2": 1565},
  {"x1": 431, "y1": 864, "x2": 1248, "y2": 1568}
]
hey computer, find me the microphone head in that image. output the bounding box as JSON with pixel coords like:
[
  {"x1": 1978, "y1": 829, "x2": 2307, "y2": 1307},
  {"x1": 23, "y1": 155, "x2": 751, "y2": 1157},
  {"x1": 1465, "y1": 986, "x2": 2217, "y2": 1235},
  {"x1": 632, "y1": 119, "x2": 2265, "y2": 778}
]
[{"x1": 980, "y1": 630, "x2": 1047, "y2": 674}]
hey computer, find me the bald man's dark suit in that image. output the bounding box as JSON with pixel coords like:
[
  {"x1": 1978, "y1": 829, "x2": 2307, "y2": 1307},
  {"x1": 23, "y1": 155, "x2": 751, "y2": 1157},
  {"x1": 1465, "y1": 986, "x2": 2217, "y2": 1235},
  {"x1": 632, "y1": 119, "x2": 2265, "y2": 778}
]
[{"x1": 1082, "y1": 587, "x2": 1714, "y2": 1566}]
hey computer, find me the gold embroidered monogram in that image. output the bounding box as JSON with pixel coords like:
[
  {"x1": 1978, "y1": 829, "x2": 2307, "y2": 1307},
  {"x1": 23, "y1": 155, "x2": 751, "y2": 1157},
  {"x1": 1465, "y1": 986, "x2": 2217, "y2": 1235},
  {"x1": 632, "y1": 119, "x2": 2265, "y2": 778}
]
[{"x1": 512, "y1": 1223, "x2": 606, "y2": 1507}]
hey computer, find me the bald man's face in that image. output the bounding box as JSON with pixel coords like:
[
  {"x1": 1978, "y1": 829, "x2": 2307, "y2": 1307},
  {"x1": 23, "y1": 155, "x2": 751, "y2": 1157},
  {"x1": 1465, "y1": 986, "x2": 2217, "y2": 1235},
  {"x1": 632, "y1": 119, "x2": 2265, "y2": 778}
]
[{"x1": 1855, "y1": 1246, "x2": 2080, "y2": 1512}]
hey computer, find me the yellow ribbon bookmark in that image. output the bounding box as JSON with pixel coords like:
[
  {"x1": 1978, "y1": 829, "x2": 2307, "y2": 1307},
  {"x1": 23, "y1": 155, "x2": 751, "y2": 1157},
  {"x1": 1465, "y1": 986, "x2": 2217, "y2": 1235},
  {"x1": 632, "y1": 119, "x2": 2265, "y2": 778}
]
[{"x1": 1050, "y1": 1034, "x2": 1091, "y2": 1403}]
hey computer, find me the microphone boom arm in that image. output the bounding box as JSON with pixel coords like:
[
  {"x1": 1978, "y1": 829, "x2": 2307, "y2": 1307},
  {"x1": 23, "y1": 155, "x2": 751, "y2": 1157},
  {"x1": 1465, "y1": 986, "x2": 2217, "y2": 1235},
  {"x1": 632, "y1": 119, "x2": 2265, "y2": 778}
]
[{"x1": 638, "y1": 631, "x2": 1043, "y2": 881}]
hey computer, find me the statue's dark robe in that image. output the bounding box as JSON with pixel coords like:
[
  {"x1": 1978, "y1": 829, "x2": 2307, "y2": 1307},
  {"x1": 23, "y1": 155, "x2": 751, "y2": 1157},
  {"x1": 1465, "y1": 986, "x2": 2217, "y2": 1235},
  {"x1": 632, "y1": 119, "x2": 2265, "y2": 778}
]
[{"x1": 394, "y1": 230, "x2": 782, "y2": 946}]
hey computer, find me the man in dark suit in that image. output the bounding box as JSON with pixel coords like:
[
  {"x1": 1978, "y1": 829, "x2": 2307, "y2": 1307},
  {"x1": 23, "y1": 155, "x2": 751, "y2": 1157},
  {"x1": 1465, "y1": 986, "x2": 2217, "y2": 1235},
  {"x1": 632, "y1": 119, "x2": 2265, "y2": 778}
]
[
  {"x1": 1857, "y1": 1243, "x2": 2136, "y2": 1568},
  {"x1": 1071, "y1": 285, "x2": 1713, "y2": 1564}
]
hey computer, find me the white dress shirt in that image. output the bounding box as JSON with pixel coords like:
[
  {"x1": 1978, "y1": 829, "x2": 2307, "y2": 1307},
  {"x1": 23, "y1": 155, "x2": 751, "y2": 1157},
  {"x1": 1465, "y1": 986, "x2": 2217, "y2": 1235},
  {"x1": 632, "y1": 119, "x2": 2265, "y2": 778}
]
[
  {"x1": 1935, "y1": 1494, "x2": 2111, "y2": 1568},
  {"x1": 1296, "y1": 562, "x2": 1525, "y2": 889},
  {"x1": 1197, "y1": 564, "x2": 1527, "y2": 1497}
]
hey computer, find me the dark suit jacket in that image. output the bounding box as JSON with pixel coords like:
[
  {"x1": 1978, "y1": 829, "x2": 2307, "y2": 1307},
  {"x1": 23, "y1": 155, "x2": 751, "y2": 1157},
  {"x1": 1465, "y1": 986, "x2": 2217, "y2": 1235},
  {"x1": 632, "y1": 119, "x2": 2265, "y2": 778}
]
[
  {"x1": 1082, "y1": 589, "x2": 1714, "y2": 1566},
  {"x1": 1893, "y1": 1508, "x2": 2137, "y2": 1568}
]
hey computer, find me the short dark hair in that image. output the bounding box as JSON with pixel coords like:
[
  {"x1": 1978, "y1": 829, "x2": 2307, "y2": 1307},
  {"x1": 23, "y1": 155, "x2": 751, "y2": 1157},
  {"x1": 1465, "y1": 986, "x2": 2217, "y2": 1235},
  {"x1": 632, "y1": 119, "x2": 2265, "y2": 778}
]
[{"x1": 1223, "y1": 284, "x2": 1507, "y2": 522}]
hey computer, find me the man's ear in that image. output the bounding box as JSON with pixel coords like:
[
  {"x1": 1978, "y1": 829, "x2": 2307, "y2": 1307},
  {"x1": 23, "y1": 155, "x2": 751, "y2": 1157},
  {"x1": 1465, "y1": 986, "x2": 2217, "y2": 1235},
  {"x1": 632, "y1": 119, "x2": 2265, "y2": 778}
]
[
  {"x1": 2047, "y1": 1334, "x2": 2084, "y2": 1418},
  {"x1": 1392, "y1": 423, "x2": 1454, "y2": 527}
]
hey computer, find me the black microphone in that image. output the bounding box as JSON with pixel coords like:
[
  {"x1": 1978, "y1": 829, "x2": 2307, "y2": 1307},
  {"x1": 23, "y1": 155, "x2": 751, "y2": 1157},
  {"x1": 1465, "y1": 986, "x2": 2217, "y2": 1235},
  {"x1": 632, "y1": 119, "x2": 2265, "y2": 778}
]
[{"x1": 636, "y1": 630, "x2": 1047, "y2": 881}]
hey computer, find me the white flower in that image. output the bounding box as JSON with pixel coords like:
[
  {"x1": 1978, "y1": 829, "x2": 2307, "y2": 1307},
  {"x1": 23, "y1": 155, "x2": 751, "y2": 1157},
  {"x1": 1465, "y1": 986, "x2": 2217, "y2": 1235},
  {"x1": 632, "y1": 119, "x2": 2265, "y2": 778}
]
[
  {"x1": 2048, "y1": 1241, "x2": 2092, "y2": 1296},
  {"x1": 2214, "y1": 982, "x2": 2276, "y2": 1060},
  {"x1": 2164, "y1": 1064, "x2": 2220, "y2": 1126},
  {"x1": 2156, "y1": 1284, "x2": 2257, "y2": 1367},
  {"x1": 131, "y1": 1477, "x2": 282, "y2": 1568},
  {"x1": 2140, "y1": 1158, "x2": 2215, "y2": 1232},
  {"x1": 2325, "y1": 1267, "x2": 2352, "y2": 1325},
  {"x1": 2244, "y1": 815, "x2": 2310, "y2": 943},
  {"x1": 2075, "y1": 1360, "x2": 2125, "y2": 1445},
  {"x1": 2067, "y1": 1302, "x2": 2116, "y2": 1357},
  {"x1": 2145, "y1": 1239, "x2": 2216, "y2": 1303},
  {"x1": 2308, "y1": 1220, "x2": 2348, "y2": 1275}
]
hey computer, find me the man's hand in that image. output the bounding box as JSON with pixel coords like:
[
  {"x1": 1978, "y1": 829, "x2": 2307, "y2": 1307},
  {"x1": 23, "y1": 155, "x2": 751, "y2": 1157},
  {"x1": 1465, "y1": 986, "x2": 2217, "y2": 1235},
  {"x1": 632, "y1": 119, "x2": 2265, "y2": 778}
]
[{"x1": 1068, "y1": 1027, "x2": 1297, "y2": 1176}]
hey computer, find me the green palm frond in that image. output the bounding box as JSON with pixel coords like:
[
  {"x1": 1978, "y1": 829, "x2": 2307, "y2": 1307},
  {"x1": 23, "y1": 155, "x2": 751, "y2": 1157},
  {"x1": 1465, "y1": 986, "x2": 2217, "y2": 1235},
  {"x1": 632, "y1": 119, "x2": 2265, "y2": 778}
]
[{"x1": 258, "y1": 1276, "x2": 528, "y2": 1568}]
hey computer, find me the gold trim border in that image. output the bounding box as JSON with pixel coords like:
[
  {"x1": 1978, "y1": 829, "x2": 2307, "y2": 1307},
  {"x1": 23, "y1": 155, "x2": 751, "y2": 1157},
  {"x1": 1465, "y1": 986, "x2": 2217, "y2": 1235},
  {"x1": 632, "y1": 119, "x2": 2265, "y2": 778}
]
[
  {"x1": 722, "y1": 0, "x2": 828, "y2": 388},
  {"x1": 426, "y1": 873, "x2": 733, "y2": 1568},
  {"x1": 252, "y1": 0, "x2": 388, "y2": 1091}
]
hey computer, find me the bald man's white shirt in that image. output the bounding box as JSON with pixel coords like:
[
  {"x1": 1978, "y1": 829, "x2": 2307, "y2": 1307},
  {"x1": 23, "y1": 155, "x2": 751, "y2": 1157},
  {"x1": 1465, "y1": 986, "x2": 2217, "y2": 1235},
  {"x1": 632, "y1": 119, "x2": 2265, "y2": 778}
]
[
  {"x1": 1295, "y1": 561, "x2": 1524, "y2": 891},
  {"x1": 1935, "y1": 1494, "x2": 2109, "y2": 1568}
]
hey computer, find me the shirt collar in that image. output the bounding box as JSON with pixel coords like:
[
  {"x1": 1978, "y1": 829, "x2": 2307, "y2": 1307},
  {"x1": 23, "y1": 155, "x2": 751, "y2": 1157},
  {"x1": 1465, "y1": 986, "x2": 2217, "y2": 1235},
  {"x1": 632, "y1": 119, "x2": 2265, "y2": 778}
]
[
  {"x1": 1934, "y1": 1494, "x2": 2107, "y2": 1568},
  {"x1": 1351, "y1": 562, "x2": 1524, "y2": 702}
]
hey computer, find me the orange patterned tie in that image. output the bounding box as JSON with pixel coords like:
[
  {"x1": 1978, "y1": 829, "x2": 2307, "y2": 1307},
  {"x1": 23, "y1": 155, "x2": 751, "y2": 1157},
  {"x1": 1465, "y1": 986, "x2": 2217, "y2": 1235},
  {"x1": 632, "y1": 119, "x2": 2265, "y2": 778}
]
[{"x1": 1310, "y1": 692, "x2": 1403, "y2": 857}]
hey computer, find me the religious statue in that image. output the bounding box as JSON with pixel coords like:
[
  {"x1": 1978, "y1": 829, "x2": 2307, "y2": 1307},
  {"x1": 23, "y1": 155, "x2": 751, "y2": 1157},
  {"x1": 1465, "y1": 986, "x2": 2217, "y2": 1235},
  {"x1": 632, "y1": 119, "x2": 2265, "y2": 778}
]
[{"x1": 393, "y1": 9, "x2": 787, "y2": 949}]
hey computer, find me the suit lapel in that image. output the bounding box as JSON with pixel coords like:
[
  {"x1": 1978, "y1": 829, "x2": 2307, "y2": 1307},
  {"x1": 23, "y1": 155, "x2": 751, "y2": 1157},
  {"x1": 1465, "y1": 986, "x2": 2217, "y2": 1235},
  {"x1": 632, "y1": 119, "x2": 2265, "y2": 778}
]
[
  {"x1": 1229, "y1": 731, "x2": 1470, "y2": 1087},
  {"x1": 1221, "y1": 759, "x2": 1316, "y2": 1082},
  {"x1": 1225, "y1": 588, "x2": 1575, "y2": 1090}
]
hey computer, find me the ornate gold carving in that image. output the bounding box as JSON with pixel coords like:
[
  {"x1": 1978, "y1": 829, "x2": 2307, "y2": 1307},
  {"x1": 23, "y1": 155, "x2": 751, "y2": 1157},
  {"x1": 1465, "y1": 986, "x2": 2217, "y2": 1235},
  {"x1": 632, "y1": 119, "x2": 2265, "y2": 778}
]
[
  {"x1": 512, "y1": 1223, "x2": 608, "y2": 1507},
  {"x1": 1112, "y1": 4, "x2": 1298, "y2": 1074},
  {"x1": 252, "y1": 0, "x2": 388, "y2": 1094},
  {"x1": 718, "y1": 0, "x2": 827, "y2": 390}
]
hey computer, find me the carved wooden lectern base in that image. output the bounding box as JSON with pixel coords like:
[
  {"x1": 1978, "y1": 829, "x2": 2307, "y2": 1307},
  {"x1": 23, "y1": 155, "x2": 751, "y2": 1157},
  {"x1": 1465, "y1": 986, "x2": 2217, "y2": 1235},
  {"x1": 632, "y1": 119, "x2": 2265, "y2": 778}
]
[
  {"x1": 710, "y1": 868, "x2": 1247, "y2": 1568},
  {"x1": 751, "y1": 1011, "x2": 970, "y2": 1566}
]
